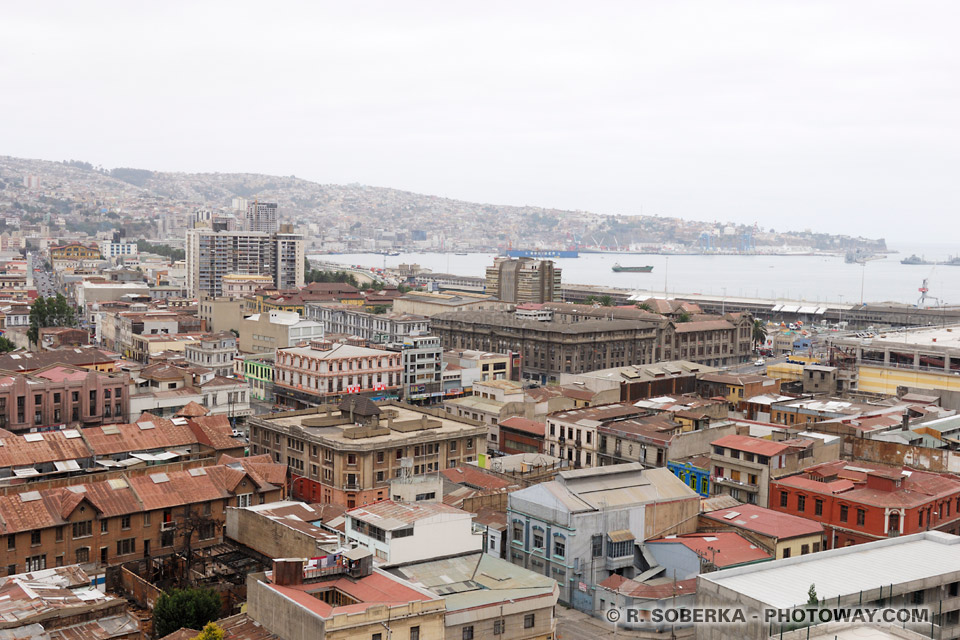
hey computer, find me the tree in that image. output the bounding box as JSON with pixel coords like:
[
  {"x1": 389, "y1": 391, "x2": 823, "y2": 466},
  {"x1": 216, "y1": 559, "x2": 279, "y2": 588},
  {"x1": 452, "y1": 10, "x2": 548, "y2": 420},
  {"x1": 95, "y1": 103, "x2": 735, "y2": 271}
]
[
  {"x1": 28, "y1": 293, "x2": 76, "y2": 346},
  {"x1": 193, "y1": 622, "x2": 226, "y2": 640},
  {"x1": 0, "y1": 337, "x2": 16, "y2": 353},
  {"x1": 752, "y1": 318, "x2": 768, "y2": 349},
  {"x1": 599, "y1": 295, "x2": 613, "y2": 307},
  {"x1": 153, "y1": 588, "x2": 221, "y2": 638},
  {"x1": 370, "y1": 305, "x2": 388, "y2": 315},
  {"x1": 636, "y1": 302, "x2": 653, "y2": 312},
  {"x1": 676, "y1": 311, "x2": 691, "y2": 323}
]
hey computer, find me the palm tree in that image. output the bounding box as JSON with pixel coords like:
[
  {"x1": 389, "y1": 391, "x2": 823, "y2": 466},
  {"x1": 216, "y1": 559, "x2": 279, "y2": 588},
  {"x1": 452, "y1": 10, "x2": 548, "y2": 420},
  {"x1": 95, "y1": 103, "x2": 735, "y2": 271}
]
[
  {"x1": 599, "y1": 295, "x2": 613, "y2": 307},
  {"x1": 636, "y1": 302, "x2": 652, "y2": 312},
  {"x1": 752, "y1": 319, "x2": 768, "y2": 349}
]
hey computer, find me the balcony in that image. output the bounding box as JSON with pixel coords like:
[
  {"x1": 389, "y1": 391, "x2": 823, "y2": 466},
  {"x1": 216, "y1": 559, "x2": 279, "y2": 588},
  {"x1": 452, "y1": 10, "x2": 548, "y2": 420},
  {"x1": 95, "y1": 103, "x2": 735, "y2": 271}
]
[
  {"x1": 343, "y1": 482, "x2": 360, "y2": 491},
  {"x1": 713, "y1": 476, "x2": 758, "y2": 492}
]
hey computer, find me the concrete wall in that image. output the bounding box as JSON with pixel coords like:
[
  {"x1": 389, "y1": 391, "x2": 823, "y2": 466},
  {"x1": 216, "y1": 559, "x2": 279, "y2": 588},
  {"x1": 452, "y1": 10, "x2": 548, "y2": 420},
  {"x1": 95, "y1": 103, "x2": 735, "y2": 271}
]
[
  {"x1": 848, "y1": 437, "x2": 950, "y2": 473},
  {"x1": 646, "y1": 542, "x2": 701, "y2": 580},
  {"x1": 386, "y1": 515, "x2": 483, "y2": 565},
  {"x1": 668, "y1": 422, "x2": 740, "y2": 461},
  {"x1": 225, "y1": 507, "x2": 336, "y2": 559}
]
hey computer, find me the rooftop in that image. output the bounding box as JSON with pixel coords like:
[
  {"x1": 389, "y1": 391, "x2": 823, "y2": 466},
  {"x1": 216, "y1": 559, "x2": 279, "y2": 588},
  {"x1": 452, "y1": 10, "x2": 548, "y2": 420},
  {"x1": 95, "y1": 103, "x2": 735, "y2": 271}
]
[
  {"x1": 347, "y1": 500, "x2": 470, "y2": 530},
  {"x1": 260, "y1": 401, "x2": 484, "y2": 443},
  {"x1": 702, "y1": 503, "x2": 825, "y2": 540},
  {"x1": 278, "y1": 342, "x2": 389, "y2": 359},
  {"x1": 649, "y1": 532, "x2": 771, "y2": 568},
  {"x1": 711, "y1": 434, "x2": 794, "y2": 457},
  {"x1": 510, "y1": 463, "x2": 698, "y2": 514},
  {"x1": 700, "y1": 531, "x2": 960, "y2": 609},
  {"x1": 387, "y1": 552, "x2": 557, "y2": 612}
]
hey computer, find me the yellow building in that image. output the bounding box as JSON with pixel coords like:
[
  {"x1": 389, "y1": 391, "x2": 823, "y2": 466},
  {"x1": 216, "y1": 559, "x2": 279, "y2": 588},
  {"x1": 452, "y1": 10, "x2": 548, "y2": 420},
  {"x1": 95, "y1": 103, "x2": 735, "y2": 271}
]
[{"x1": 49, "y1": 243, "x2": 102, "y2": 261}]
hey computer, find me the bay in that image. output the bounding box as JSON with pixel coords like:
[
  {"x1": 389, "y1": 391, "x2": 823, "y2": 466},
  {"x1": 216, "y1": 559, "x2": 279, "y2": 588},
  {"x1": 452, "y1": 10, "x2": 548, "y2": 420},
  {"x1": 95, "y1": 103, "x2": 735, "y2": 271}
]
[{"x1": 311, "y1": 241, "x2": 960, "y2": 307}]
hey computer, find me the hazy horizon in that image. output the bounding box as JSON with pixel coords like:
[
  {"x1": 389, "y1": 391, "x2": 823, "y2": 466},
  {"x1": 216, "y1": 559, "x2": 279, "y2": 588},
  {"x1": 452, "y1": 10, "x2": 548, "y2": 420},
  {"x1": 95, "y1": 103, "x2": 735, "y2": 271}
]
[{"x1": 4, "y1": 2, "x2": 958, "y2": 241}]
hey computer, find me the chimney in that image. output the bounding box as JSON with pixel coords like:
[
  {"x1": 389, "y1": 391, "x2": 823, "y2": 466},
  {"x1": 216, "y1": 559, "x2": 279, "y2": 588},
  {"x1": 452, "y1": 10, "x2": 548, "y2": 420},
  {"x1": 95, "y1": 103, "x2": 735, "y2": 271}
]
[
  {"x1": 272, "y1": 558, "x2": 304, "y2": 586},
  {"x1": 902, "y1": 410, "x2": 910, "y2": 432}
]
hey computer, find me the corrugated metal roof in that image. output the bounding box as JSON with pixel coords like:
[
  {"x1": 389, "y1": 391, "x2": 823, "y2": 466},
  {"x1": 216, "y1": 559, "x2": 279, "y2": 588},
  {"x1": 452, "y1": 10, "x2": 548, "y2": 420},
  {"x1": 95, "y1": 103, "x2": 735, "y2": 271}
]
[
  {"x1": 701, "y1": 531, "x2": 960, "y2": 609},
  {"x1": 608, "y1": 529, "x2": 635, "y2": 543}
]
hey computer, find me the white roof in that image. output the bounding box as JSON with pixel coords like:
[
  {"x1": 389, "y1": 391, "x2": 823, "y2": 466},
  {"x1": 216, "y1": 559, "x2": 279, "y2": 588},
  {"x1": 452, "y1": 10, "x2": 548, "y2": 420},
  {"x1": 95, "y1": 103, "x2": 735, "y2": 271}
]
[{"x1": 700, "y1": 531, "x2": 960, "y2": 609}]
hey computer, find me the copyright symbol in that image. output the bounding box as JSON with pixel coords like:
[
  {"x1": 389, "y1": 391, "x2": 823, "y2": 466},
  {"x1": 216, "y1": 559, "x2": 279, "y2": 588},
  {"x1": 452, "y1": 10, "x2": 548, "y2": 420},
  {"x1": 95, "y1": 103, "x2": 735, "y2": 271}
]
[{"x1": 606, "y1": 608, "x2": 621, "y2": 622}]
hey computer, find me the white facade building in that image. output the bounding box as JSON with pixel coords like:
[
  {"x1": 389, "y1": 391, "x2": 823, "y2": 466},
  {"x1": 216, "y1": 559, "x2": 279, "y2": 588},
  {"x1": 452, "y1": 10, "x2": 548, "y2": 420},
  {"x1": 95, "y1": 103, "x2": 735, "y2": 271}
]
[{"x1": 344, "y1": 500, "x2": 482, "y2": 565}]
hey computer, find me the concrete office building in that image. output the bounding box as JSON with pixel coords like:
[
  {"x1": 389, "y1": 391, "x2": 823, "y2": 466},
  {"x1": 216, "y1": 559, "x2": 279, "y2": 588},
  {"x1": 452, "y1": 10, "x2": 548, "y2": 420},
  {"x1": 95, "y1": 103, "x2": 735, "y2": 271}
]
[
  {"x1": 507, "y1": 463, "x2": 700, "y2": 610},
  {"x1": 485, "y1": 257, "x2": 561, "y2": 304},
  {"x1": 185, "y1": 228, "x2": 304, "y2": 297},
  {"x1": 247, "y1": 399, "x2": 487, "y2": 508},
  {"x1": 245, "y1": 200, "x2": 279, "y2": 233}
]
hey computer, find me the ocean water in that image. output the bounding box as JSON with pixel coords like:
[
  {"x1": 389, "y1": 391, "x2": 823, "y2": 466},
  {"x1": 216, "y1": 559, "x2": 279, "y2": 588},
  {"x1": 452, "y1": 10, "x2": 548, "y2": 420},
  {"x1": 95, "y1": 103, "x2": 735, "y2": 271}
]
[{"x1": 312, "y1": 241, "x2": 960, "y2": 306}]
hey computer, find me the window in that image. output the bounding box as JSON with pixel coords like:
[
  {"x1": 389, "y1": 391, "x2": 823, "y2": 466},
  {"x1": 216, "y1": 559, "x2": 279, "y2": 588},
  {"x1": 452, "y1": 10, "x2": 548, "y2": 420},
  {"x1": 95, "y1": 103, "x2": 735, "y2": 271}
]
[
  {"x1": 73, "y1": 521, "x2": 92, "y2": 539},
  {"x1": 143, "y1": 512, "x2": 151, "y2": 527},
  {"x1": 840, "y1": 505, "x2": 849, "y2": 523},
  {"x1": 779, "y1": 491, "x2": 788, "y2": 507},
  {"x1": 376, "y1": 451, "x2": 384, "y2": 463},
  {"x1": 494, "y1": 620, "x2": 505, "y2": 635},
  {"x1": 116, "y1": 538, "x2": 136, "y2": 555},
  {"x1": 857, "y1": 508, "x2": 866, "y2": 526},
  {"x1": 237, "y1": 494, "x2": 252, "y2": 508},
  {"x1": 815, "y1": 499, "x2": 823, "y2": 517},
  {"x1": 533, "y1": 532, "x2": 544, "y2": 549},
  {"x1": 450, "y1": 440, "x2": 458, "y2": 452},
  {"x1": 797, "y1": 495, "x2": 806, "y2": 512},
  {"x1": 524, "y1": 614, "x2": 535, "y2": 629},
  {"x1": 76, "y1": 547, "x2": 89, "y2": 564},
  {"x1": 801, "y1": 544, "x2": 810, "y2": 555},
  {"x1": 410, "y1": 627, "x2": 420, "y2": 640},
  {"x1": 373, "y1": 634, "x2": 382, "y2": 640},
  {"x1": 56, "y1": 527, "x2": 63, "y2": 542},
  {"x1": 31, "y1": 531, "x2": 40, "y2": 546},
  {"x1": 25, "y1": 555, "x2": 45, "y2": 572},
  {"x1": 783, "y1": 547, "x2": 791, "y2": 558},
  {"x1": 101, "y1": 520, "x2": 109, "y2": 534},
  {"x1": 462, "y1": 625, "x2": 475, "y2": 640},
  {"x1": 592, "y1": 534, "x2": 603, "y2": 557},
  {"x1": 512, "y1": 521, "x2": 523, "y2": 542},
  {"x1": 553, "y1": 537, "x2": 565, "y2": 558},
  {"x1": 347, "y1": 453, "x2": 357, "y2": 465}
]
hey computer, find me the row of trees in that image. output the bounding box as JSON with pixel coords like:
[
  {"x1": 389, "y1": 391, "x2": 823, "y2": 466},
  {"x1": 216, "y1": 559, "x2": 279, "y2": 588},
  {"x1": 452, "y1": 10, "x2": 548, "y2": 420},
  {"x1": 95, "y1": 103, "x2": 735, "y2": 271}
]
[{"x1": 137, "y1": 239, "x2": 186, "y2": 262}]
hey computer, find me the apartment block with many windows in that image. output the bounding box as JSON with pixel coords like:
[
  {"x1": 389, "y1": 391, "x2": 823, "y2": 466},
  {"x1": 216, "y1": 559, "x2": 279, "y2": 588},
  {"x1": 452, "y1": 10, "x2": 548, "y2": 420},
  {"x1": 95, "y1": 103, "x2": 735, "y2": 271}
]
[{"x1": 247, "y1": 398, "x2": 487, "y2": 509}]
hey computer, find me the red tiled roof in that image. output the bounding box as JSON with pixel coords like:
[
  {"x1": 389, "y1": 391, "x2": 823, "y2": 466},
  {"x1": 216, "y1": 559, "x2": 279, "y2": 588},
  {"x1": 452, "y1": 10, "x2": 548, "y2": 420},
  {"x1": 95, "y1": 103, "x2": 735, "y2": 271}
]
[
  {"x1": 81, "y1": 413, "x2": 197, "y2": 456},
  {"x1": 648, "y1": 532, "x2": 771, "y2": 568},
  {"x1": 175, "y1": 401, "x2": 209, "y2": 417},
  {"x1": 0, "y1": 459, "x2": 285, "y2": 534},
  {"x1": 440, "y1": 466, "x2": 513, "y2": 491},
  {"x1": 711, "y1": 434, "x2": 791, "y2": 457},
  {"x1": 703, "y1": 504, "x2": 824, "y2": 540},
  {"x1": 498, "y1": 417, "x2": 545, "y2": 436}
]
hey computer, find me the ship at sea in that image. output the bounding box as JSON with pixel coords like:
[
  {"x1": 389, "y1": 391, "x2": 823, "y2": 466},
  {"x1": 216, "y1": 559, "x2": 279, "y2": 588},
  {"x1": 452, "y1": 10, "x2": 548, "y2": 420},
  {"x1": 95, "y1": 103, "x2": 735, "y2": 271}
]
[
  {"x1": 612, "y1": 263, "x2": 653, "y2": 273},
  {"x1": 504, "y1": 249, "x2": 579, "y2": 258},
  {"x1": 901, "y1": 254, "x2": 933, "y2": 265}
]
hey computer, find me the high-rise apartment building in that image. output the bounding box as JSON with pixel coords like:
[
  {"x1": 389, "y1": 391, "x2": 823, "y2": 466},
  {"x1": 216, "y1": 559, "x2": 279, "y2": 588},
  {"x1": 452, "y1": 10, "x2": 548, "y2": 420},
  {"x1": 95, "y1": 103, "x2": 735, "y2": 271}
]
[
  {"x1": 185, "y1": 228, "x2": 304, "y2": 297},
  {"x1": 245, "y1": 200, "x2": 279, "y2": 233},
  {"x1": 485, "y1": 257, "x2": 561, "y2": 303}
]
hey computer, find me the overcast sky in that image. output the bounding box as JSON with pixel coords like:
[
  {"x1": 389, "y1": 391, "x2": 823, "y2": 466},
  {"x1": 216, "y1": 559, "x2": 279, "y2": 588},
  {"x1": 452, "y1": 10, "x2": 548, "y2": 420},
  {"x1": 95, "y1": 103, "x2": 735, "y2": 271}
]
[{"x1": 3, "y1": 2, "x2": 958, "y2": 241}]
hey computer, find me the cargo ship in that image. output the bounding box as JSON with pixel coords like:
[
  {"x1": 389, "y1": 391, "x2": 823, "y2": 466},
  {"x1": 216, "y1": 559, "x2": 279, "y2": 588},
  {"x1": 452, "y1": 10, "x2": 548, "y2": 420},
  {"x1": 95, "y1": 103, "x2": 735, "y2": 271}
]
[
  {"x1": 901, "y1": 254, "x2": 933, "y2": 265},
  {"x1": 612, "y1": 263, "x2": 653, "y2": 273},
  {"x1": 504, "y1": 249, "x2": 579, "y2": 258}
]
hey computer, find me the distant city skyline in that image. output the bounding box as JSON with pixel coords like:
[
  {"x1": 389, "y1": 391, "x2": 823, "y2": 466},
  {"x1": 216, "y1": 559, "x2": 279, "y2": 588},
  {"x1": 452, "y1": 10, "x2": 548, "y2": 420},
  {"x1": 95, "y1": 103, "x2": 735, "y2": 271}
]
[{"x1": 4, "y1": 2, "x2": 959, "y2": 241}]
